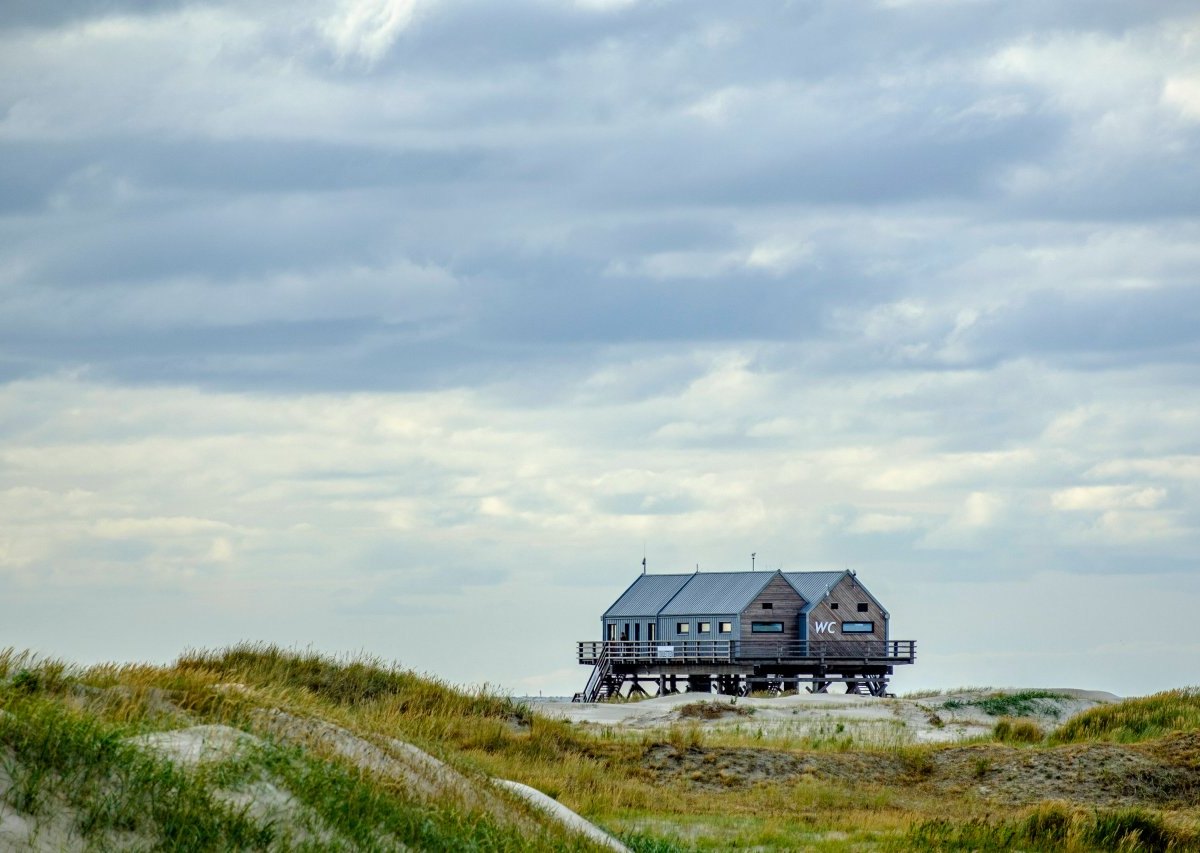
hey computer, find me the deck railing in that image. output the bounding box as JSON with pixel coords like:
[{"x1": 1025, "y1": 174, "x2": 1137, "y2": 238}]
[
  {"x1": 577, "y1": 639, "x2": 916, "y2": 665},
  {"x1": 577, "y1": 640, "x2": 734, "y2": 664}
]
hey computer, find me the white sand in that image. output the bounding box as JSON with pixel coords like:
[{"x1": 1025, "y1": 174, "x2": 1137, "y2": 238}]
[{"x1": 538, "y1": 687, "x2": 1119, "y2": 744}]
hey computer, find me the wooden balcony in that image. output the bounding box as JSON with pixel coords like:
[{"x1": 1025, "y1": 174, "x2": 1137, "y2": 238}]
[{"x1": 577, "y1": 639, "x2": 916, "y2": 667}]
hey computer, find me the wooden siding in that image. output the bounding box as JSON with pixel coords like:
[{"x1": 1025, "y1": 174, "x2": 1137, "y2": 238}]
[
  {"x1": 739, "y1": 574, "x2": 806, "y2": 644},
  {"x1": 659, "y1": 615, "x2": 736, "y2": 642},
  {"x1": 805, "y1": 574, "x2": 887, "y2": 641}
]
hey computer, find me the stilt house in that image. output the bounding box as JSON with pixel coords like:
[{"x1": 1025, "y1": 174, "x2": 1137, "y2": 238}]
[{"x1": 575, "y1": 569, "x2": 915, "y2": 701}]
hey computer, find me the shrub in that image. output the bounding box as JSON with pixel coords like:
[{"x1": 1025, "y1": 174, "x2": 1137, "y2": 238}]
[
  {"x1": 677, "y1": 701, "x2": 751, "y2": 720},
  {"x1": 993, "y1": 717, "x2": 1044, "y2": 744}
]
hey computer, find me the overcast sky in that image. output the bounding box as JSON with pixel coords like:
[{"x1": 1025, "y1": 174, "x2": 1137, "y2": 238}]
[{"x1": 2, "y1": 0, "x2": 1199, "y2": 697}]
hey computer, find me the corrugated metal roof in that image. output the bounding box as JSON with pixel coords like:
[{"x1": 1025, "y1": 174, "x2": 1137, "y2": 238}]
[
  {"x1": 604, "y1": 570, "x2": 886, "y2": 617},
  {"x1": 603, "y1": 573, "x2": 693, "y2": 617},
  {"x1": 659, "y1": 571, "x2": 775, "y2": 615},
  {"x1": 782, "y1": 571, "x2": 847, "y2": 610}
]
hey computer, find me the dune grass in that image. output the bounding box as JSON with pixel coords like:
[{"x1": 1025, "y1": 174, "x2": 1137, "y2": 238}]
[
  {"x1": 902, "y1": 800, "x2": 1196, "y2": 852},
  {"x1": 4, "y1": 648, "x2": 1200, "y2": 851},
  {"x1": 0, "y1": 646, "x2": 608, "y2": 851},
  {"x1": 0, "y1": 692, "x2": 275, "y2": 850},
  {"x1": 940, "y1": 689, "x2": 1068, "y2": 719},
  {"x1": 1053, "y1": 688, "x2": 1200, "y2": 744}
]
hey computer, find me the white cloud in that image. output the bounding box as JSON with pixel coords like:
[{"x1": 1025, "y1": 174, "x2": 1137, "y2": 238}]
[
  {"x1": 847, "y1": 513, "x2": 917, "y2": 534},
  {"x1": 1051, "y1": 485, "x2": 1167, "y2": 512},
  {"x1": 1162, "y1": 76, "x2": 1200, "y2": 121},
  {"x1": 3, "y1": 1, "x2": 1200, "y2": 698},
  {"x1": 323, "y1": 0, "x2": 419, "y2": 63}
]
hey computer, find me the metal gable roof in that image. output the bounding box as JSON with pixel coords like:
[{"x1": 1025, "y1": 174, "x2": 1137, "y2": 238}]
[
  {"x1": 782, "y1": 571, "x2": 848, "y2": 610},
  {"x1": 603, "y1": 573, "x2": 693, "y2": 617},
  {"x1": 658, "y1": 571, "x2": 776, "y2": 615}
]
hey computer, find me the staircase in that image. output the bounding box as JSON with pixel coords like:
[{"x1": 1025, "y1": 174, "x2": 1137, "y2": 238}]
[
  {"x1": 572, "y1": 643, "x2": 615, "y2": 702},
  {"x1": 845, "y1": 679, "x2": 888, "y2": 696}
]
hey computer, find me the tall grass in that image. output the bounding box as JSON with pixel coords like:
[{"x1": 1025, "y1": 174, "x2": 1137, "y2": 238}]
[
  {"x1": 7, "y1": 646, "x2": 1200, "y2": 852},
  {"x1": 1054, "y1": 688, "x2": 1200, "y2": 744},
  {"x1": 0, "y1": 694, "x2": 274, "y2": 849},
  {"x1": 902, "y1": 800, "x2": 1196, "y2": 852},
  {"x1": 0, "y1": 647, "x2": 610, "y2": 851}
]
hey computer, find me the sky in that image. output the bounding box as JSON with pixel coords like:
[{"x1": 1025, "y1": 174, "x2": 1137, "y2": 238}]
[{"x1": 2, "y1": 0, "x2": 1199, "y2": 698}]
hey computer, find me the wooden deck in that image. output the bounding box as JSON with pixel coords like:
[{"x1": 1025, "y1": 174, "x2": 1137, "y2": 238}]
[
  {"x1": 577, "y1": 639, "x2": 916, "y2": 666},
  {"x1": 574, "y1": 638, "x2": 916, "y2": 700}
]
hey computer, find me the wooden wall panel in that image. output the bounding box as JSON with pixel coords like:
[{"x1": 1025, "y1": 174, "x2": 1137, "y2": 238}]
[
  {"x1": 805, "y1": 575, "x2": 887, "y2": 640},
  {"x1": 739, "y1": 574, "x2": 806, "y2": 643}
]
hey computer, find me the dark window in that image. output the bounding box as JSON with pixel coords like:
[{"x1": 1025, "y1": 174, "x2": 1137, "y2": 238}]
[
  {"x1": 698, "y1": 622, "x2": 711, "y2": 633},
  {"x1": 857, "y1": 603, "x2": 869, "y2": 612},
  {"x1": 718, "y1": 621, "x2": 732, "y2": 634},
  {"x1": 648, "y1": 623, "x2": 656, "y2": 642},
  {"x1": 751, "y1": 621, "x2": 785, "y2": 633},
  {"x1": 841, "y1": 621, "x2": 873, "y2": 634},
  {"x1": 830, "y1": 603, "x2": 839, "y2": 610},
  {"x1": 761, "y1": 602, "x2": 773, "y2": 609},
  {"x1": 677, "y1": 622, "x2": 690, "y2": 634},
  {"x1": 607, "y1": 624, "x2": 617, "y2": 641},
  {"x1": 634, "y1": 623, "x2": 640, "y2": 641}
]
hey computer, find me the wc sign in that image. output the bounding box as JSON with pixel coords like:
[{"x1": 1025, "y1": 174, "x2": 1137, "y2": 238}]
[{"x1": 812, "y1": 620, "x2": 838, "y2": 634}]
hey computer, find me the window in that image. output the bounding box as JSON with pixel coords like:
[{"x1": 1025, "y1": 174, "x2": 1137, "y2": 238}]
[
  {"x1": 830, "y1": 602, "x2": 839, "y2": 610},
  {"x1": 857, "y1": 603, "x2": 869, "y2": 613},
  {"x1": 676, "y1": 622, "x2": 690, "y2": 634},
  {"x1": 607, "y1": 624, "x2": 617, "y2": 641},
  {"x1": 698, "y1": 622, "x2": 711, "y2": 634},
  {"x1": 761, "y1": 602, "x2": 773, "y2": 610},
  {"x1": 841, "y1": 621, "x2": 873, "y2": 634},
  {"x1": 647, "y1": 623, "x2": 655, "y2": 642},
  {"x1": 718, "y1": 621, "x2": 732, "y2": 634},
  {"x1": 751, "y1": 621, "x2": 785, "y2": 633},
  {"x1": 634, "y1": 623, "x2": 640, "y2": 641}
]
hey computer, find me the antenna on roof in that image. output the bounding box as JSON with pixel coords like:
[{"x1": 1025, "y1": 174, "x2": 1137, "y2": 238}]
[
  {"x1": 643, "y1": 541, "x2": 646, "y2": 574},
  {"x1": 751, "y1": 552, "x2": 756, "y2": 571},
  {"x1": 695, "y1": 563, "x2": 699, "y2": 573}
]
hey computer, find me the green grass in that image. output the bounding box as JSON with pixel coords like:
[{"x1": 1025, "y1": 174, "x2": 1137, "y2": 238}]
[
  {"x1": 1053, "y1": 688, "x2": 1200, "y2": 744},
  {"x1": 0, "y1": 647, "x2": 609, "y2": 851},
  {"x1": 0, "y1": 694, "x2": 274, "y2": 850},
  {"x1": 5, "y1": 647, "x2": 1200, "y2": 852},
  {"x1": 941, "y1": 689, "x2": 1068, "y2": 718},
  {"x1": 993, "y1": 716, "x2": 1045, "y2": 744},
  {"x1": 901, "y1": 801, "x2": 1195, "y2": 852}
]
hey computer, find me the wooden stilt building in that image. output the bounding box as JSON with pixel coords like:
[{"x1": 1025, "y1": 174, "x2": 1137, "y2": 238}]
[{"x1": 574, "y1": 569, "x2": 915, "y2": 701}]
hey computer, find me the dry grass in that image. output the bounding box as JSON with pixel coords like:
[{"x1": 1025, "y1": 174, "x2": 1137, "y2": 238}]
[
  {"x1": 4, "y1": 648, "x2": 1200, "y2": 851},
  {"x1": 1054, "y1": 688, "x2": 1200, "y2": 744}
]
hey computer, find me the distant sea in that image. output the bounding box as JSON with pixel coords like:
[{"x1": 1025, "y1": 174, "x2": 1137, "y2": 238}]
[{"x1": 517, "y1": 696, "x2": 572, "y2": 705}]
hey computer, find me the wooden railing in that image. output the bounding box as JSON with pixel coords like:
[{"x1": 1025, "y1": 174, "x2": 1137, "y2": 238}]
[
  {"x1": 577, "y1": 640, "x2": 733, "y2": 664},
  {"x1": 736, "y1": 639, "x2": 916, "y2": 661},
  {"x1": 577, "y1": 639, "x2": 916, "y2": 665}
]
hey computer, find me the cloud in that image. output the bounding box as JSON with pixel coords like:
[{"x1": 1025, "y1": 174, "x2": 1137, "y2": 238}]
[
  {"x1": 2, "y1": 0, "x2": 1200, "y2": 695},
  {"x1": 1051, "y1": 486, "x2": 1168, "y2": 511},
  {"x1": 323, "y1": 0, "x2": 419, "y2": 62}
]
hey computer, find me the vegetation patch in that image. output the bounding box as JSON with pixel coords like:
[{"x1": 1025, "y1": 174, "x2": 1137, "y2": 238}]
[
  {"x1": 677, "y1": 701, "x2": 753, "y2": 721},
  {"x1": 902, "y1": 801, "x2": 1196, "y2": 852},
  {"x1": 1054, "y1": 688, "x2": 1200, "y2": 744},
  {"x1": 993, "y1": 716, "x2": 1045, "y2": 744},
  {"x1": 4, "y1": 648, "x2": 1200, "y2": 851},
  {"x1": 941, "y1": 690, "x2": 1068, "y2": 719}
]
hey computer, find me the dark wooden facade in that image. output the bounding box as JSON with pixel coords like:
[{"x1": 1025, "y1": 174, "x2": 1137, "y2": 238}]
[{"x1": 740, "y1": 573, "x2": 806, "y2": 644}]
